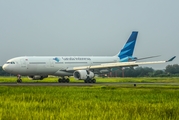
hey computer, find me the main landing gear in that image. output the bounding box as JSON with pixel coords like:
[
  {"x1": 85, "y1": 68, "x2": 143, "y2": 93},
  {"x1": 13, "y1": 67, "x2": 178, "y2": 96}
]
[
  {"x1": 58, "y1": 77, "x2": 96, "y2": 83},
  {"x1": 58, "y1": 77, "x2": 70, "y2": 83},
  {"x1": 17, "y1": 74, "x2": 22, "y2": 83},
  {"x1": 84, "y1": 78, "x2": 96, "y2": 83}
]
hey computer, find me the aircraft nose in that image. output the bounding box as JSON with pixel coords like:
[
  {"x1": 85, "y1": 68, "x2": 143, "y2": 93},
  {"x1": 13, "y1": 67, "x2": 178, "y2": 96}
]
[{"x1": 2, "y1": 64, "x2": 7, "y2": 71}]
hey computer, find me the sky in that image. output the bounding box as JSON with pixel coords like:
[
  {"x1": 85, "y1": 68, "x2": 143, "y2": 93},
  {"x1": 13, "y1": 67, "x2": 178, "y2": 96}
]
[{"x1": 0, "y1": 0, "x2": 178, "y2": 69}]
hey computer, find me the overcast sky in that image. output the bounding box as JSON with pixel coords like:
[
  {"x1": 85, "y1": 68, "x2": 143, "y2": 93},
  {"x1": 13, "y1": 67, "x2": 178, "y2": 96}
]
[{"x1": 0, "y1": 0, "x2": 178, "y2": 69}]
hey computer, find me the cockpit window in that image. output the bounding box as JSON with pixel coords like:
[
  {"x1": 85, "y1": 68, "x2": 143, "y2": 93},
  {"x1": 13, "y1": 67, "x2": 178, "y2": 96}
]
[{"x1": 6, "y1": 62, "x2": 15, "y2": 64}]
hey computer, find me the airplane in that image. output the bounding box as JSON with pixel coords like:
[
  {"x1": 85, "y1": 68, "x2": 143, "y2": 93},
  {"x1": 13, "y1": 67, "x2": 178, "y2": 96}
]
[{"x1": 2, "y1": 31, "x2": 176, "y2": 83}]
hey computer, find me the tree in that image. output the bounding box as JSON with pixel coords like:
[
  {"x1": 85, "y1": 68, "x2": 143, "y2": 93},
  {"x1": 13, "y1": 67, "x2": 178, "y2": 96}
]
[
  {"x1": 121, "y1": 67, "x2": 154, "y2": 77},
  {"x1": 153, "y1": 70, "x2": 165, "y2": 77},
  {"x1": 0, "y1": 66, "x2": 10, "y2": 76},
  {"x1": 165, "y1": 64, "x2": 179, "y2": 74},
  {"x1": 135, "y1": 67, "x2": 154, "y2": 77}
]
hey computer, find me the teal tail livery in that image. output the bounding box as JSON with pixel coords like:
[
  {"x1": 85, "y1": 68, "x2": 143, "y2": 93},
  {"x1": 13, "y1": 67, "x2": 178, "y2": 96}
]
[
  {"x1": 2, "y1": 31, "x2": 176, "y2": 83},
  {"x1": 118, "y1": 31, "x2": 138, "y2": 62},
  {"x1": 118, "y1": 31, "x2": 161, "y2": 62}
]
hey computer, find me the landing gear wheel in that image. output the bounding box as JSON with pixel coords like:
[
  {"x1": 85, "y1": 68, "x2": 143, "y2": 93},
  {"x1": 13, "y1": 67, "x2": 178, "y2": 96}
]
[
  {"x1": 85, "y1": 77, "x2": 91, "y2": 83},
  {"x1": 88, "y1": 79, "x2": 92, "y2": 83},
  {"x1": 58, "y1": 78, "x2": 70, "y2": 83},
  {"x1": 17, "y1": 79, "x2": 22, "y2": 83},
  {"x1": 62, "y1": 79, "x2": 66, "y2": 83},
  {"x1": 58, "y1": 78, "x2": 62, "y2": 83},
  {"x1": 84, "y1": 78, "x2": 96, "y2": 83},
  {"x1": 66, "y1": 78, "x2": 70, "y2": 83},
  {"x1": 92, "y1": 79, "x2": 96, "y2": 83},
  {"x1": 17, "y1": 74, "x2": 22, "y2": 83},
  {"x1": 84, "y1": 79, "x2": 88, "y2": 83}
]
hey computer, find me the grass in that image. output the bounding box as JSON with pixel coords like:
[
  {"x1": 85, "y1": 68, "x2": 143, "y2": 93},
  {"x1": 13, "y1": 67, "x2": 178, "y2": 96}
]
[
  {"x1": 0, "y1": 76, "x2": 179, "y2": 83},
  {"x1": 1, "y1": 77, "x2": 179, "y2": 119},
  {"x1": 0, "y1": 85, "x2": 179, "y2": 119}
]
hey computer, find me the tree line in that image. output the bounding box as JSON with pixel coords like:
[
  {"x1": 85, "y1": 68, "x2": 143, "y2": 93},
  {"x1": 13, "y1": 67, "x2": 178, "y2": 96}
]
[
  {"x1": 103, "y1": 64, "x2": 179, "y2": 77},
  {"x1": 0, "y1": 64, "x2": 179, "y2": 77},
  {"x1": 0, "y1": 66, "x2": 11, "y2": 76}
]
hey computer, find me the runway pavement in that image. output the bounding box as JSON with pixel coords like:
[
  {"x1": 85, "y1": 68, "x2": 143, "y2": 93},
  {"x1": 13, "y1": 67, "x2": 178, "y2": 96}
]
[{"x1": 0, "y1": 82, "x2": 179, "y2": 86}]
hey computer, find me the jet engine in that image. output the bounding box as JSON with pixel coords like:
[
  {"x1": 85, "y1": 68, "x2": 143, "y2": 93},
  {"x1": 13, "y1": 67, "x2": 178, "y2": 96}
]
[
  {"x1": 73, "y1": 70, "x2": 95, "y2": 80},
  {"x1": 28, "y1": 75, "x2": 48, "y2": 80}
]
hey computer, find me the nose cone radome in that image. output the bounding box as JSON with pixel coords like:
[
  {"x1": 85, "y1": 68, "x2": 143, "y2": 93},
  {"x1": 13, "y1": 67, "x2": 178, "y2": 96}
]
[
  {"x1": 2, "y1": 64, "x2": 11, "y2": 73},
  {"x1": 2, "y1": 64, "x2": 7, "y2": 71},
  {"x1": 2, "y1": 64, "x2": 14, "y2": 74}
]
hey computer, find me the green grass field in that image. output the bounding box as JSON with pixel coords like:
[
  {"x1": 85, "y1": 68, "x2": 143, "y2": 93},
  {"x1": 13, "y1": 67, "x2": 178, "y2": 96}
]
[
  {"x1": 0, "y1": 77, "x2": 179, "y2": 120},
  {"x1": 1, "y1": 76, "x2": 179, "y2": 83}
]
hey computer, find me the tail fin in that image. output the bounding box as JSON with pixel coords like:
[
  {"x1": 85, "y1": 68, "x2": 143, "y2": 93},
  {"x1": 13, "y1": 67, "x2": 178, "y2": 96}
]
[{"x1": 118, "y1": 31, "x2": 138, "y2": 59}]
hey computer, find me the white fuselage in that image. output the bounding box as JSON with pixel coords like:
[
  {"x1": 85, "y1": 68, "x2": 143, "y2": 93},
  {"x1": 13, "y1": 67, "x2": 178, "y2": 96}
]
[{"x1": 3, "y1": 56, "x2": 119, "y2": 76}]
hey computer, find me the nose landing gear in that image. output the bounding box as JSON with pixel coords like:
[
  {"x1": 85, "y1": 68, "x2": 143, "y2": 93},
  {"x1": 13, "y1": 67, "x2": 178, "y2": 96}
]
[{"x1": 17, "y1": 74, "x2": 22, "y2": 83}]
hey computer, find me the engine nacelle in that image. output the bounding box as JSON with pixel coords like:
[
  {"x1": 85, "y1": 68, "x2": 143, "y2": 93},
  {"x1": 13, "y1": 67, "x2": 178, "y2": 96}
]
[
  {"x1": 73, "y1": 70, "x2": 95, "y2": 80},
  {"x1": 120, "y1": 56, "x2": 137, "y2": 62},
  {"x1": 28, "y1": 75, "x2": 48, "y2": 80}
]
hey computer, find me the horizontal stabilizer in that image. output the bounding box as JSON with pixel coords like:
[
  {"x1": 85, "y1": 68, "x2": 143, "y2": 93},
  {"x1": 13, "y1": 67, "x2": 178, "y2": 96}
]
[{"x1": 136, "y1": 55, "x2": 161, "y2": 61}]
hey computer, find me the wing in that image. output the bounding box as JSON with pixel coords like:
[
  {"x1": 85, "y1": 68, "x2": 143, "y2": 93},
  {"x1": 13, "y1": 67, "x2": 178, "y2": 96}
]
[{"x1": 67, "y1": 56, "x2": 176, "y2": 71}]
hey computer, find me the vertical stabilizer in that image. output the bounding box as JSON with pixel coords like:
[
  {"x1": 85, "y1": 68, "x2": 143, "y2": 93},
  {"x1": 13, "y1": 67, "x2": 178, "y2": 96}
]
[{"x1": 118, "y1": 31, "x2": 138, "y2": 59}]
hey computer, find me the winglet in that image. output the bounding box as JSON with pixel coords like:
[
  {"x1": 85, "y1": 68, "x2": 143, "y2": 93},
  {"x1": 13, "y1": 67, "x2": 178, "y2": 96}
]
[{"x1": 166, "y1": 56, "x2": 176, "y2": 62}]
